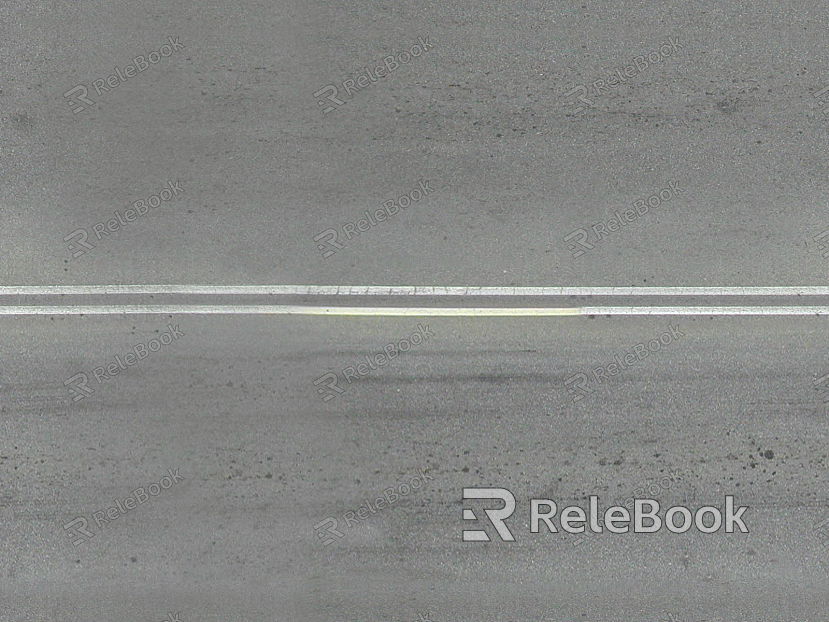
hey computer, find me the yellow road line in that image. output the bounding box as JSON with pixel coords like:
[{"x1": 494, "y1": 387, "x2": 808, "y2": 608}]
[{"x1": 0, "y1": 305, "x2": 583, "y2": 316}]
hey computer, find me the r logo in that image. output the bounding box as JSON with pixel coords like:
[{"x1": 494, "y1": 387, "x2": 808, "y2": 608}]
[
  {"x1": 563, "y1": 84, "x2": 596, "y2": 114},
  {"x1": 814, "y1": 85, "x2": 829, "y2": 114},
  {"x1": 313, "y1": 516, "x2": 344, "y2": 546},
  {"x1": 313, "y1": 372, "x2": 344, "y2": 402},
  {"x1": 564, "y1": 372, "x2": 594, "y2": 402},
  {"x1": 63, "y1": 228, "x2": 95, "y2": 258},
  {"x1": 64, "y1": 372, "x2": 94, "y2": 402},
  {"x1": 313, "y1": 85, "x2": 345, "y2": 114},
  {"x1": 815, "y1": 373, "x2": 829, "y2": 404},
  {"x1": 63, "y1": 85, "x2": 95, "y2": 114},
  {"x1": 563, "y1": 228, "x2": 595, "y2": 258},
  {"x1": 63, "y1": 516, "x2": 95, "y2": 546},
  {"x1": 814, "y1": 229, "x2": 829, "y2": 258},
  {"x1": 313, "y1": 229, "x2": 345, "y2": 258},
  {"x1": 462, "y1": 487, "x2": 516, "y2": 542}
]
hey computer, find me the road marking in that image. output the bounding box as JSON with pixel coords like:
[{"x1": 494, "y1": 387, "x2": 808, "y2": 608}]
[
  {"x1": 2, "y1": 285, "x2": 828, "y2": 315},
  {"x1": 2, "y1": 285, "x2": 829, "y2": 296},
  {"x1": 0, "y1": 306, "x2": 581, "y2": 316},
  {"x1": 583, "y1": 306, "x2": 829, "y2": 316},
  {"x1": 1, "y1": 306, "x2": 829, "y2": 316}
]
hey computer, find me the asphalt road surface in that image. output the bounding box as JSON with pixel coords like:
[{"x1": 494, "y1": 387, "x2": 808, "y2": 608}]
[
  {"x1": 1, "y1": 309, "x2": 829, "y2": 621},
  {"x1": 3, "y1": 0, "x2": 829, "y2": 621}
]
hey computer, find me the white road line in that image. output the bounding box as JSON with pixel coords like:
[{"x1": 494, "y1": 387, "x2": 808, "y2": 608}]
[
  {"x1": 1, "y1": 285, "x2": 829, "y2": 296},
  {"x1": 1, "y1": 306, "x2": 829, "y2": 316},
  {"x1": 583, "y1": 307, "x2": 829, "y2": 316},
  {"x1": 0, "y1": 306, "x2": 581, "y2": 316}
]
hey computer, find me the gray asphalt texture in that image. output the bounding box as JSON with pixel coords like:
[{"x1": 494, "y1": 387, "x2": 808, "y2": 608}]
[
  {"x1": 1, "y1": 315, "x2": 827, "y2": 621},
  {"x1": 3, "y1": 0, "x2": 829, "y2": 620}
]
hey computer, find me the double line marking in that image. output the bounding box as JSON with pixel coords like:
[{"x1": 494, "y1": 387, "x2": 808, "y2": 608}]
[{"x1": 1, "y1": 285, "x2": 828, "y2": 315}]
